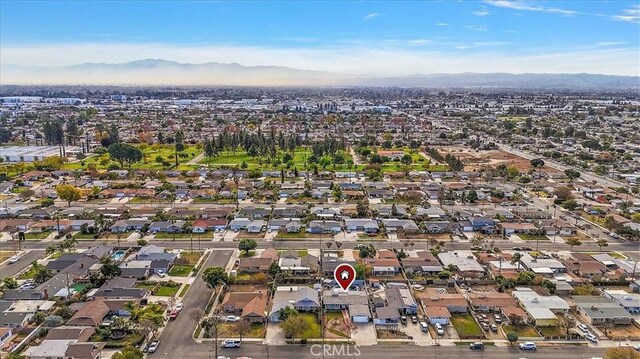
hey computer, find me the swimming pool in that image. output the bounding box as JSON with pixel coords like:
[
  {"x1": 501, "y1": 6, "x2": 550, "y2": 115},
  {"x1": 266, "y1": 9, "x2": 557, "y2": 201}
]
[{"x1": 111, "y1": 250, "x2": 126, "y2": 261}]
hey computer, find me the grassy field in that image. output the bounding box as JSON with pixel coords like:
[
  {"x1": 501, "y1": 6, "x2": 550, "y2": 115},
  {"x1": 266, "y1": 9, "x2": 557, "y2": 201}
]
[
  {"x1": 201, "y1": 148, "x2": 315, "y2": 170},
  {"x1": 451, "y1": 314, "x2": 483, "y2": 338},
  {"x1": 504, "y1": 325, "x2": 540, "y2": 338},
  {"x1": 168, "y1": 265, "x2": 194, "y2": 277},
  {"x1": 63, "y1": 144, "x2": 201, "y2": 171},
  {"x1": 538, "y1": 326, "x2": 565, "y2": 337}
]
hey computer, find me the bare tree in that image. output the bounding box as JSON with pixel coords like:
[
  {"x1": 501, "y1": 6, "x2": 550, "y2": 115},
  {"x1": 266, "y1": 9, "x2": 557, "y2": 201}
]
[
  {"x1": 235, "y1": 320, "x2": 251, "y2": 342},
  {"x1": 203, "y1": 317, "x2": 223, "y2": 358}
]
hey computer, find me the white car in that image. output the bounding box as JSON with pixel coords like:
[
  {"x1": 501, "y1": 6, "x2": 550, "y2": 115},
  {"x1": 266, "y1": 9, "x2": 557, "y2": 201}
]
[
  {"x1": 221, "y1": 339, "x2": 240, "y2": 348},
  {"x1": 147, "y1": 341, "x2": 159, "y2": 353},
  {"x1": 226, "y1": 315, "x2": 239, "y2": 322},
  {"x1": 157, "y1": 270, "x2": 166, "y2": 278},
  {"x1": 8, "y1": 255, "x2": 20, "y2": 264},
  {"x1": 577, "y1": 323, "x2": 589, "y2": 333},
  {"x1": 519, "y1": 342, "x2": 536, "y2": 350},
  {"x1": 175, "y1": 303, "x2": 184, "y2": 312},
  {"x1": 585, "y1": 333, "x2": 598, "y2": 343}
]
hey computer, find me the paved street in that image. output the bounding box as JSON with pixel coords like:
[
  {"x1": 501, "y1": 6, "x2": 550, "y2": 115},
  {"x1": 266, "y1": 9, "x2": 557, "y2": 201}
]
[
  {"x1": 0, "y1": 249, "x2": 44, "y2": 279},
  {"x1": 159, "y1": 342, "x2": 611, "y2": 359},
  {"x1": 149, "y1": 250, "x2": 233, "y2": 359}
]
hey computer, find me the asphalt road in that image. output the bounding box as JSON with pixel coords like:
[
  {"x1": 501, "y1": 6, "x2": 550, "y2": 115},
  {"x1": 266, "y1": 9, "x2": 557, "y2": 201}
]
[
  {"x1": 0, "y1": 249, "x2": 44, "y2": 279},
  {"x1": 160, "y1": 342, "x2": 610, "y2": 359},
  {"x1": 149, "y1": 250, "x2": 233, "y2": 359}
]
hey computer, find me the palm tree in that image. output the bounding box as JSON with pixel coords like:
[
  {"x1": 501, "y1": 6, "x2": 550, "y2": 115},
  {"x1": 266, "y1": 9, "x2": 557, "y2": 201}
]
[{"x1": 511, "y1": 252, "x2": 522, "y2": 271}]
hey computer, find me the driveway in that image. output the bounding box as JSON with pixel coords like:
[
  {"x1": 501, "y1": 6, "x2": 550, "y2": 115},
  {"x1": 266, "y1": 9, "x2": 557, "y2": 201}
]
[
  {"x1": 264, "y1": 322, "x2": 286, "y2": 345},
  {"x1": 403, "y1": 321, "x2": 432, "y2": 346},
  {"x1": 351, "y1": 323, "x2": 377, "y2": 346}
]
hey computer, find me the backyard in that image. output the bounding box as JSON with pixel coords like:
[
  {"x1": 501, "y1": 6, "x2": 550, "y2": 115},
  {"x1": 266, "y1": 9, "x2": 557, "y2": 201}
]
[{"x1": 451, "y1": 314, "x2": 483, "y2": 338}]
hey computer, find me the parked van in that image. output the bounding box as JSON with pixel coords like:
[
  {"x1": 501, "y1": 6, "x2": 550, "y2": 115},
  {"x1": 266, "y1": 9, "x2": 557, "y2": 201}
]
[
  {"x1": 419, "y1": 322, "x2": 429, "y2": 332},
  {"x1": 435, "y1": 323, "x2": 445, "y2": 336},
  {"x1": 578, "y1": 323, "x2": 589, "y2": 333}
]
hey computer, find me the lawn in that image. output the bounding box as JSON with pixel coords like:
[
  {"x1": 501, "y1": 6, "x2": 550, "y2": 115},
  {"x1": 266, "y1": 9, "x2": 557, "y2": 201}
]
[
  {"x1": 155, "y1": 285, "x2": 180, "y2": 296},
  {"x1": 134, "y1": 282, "x2": 180, "y2": 296},
  {"x1": 24, "y1": 231, "x2": 51, "y2": 240},
  {"x1": 92, "y1": 332, "x2": 144, "y2": 348},
  {"x1": 18, "y1": 266, "x2": 38, "y2": 279},
  {"x1": 538, "y1": 326, "x2": 565, "y2": 337},
  {"x1": 298, "y1": 313, "x2": 322, "y2": 339},
  {"x1": 518, "y1": 234, "x2": 549, "y2": 241},
  {"x1": 451, "y1": 314, "x2": 484, "y2": 338},
  {"x1": 201, "y1": 148, "x2": 314, "y2": 171},
  {"x1": 154, "y1": 232, "x2": 211, "y2": 239},
  {"x1": 178, "y1": 284, "x2": 190, "y2": 297},
  {"x1": 275, "y1": 230, "x2": 309, "y2": 239},
  {"x1": 179, "y1": 251, "x2": 204, "y2": 265},
  {"x1": 504, "y1": 325, "x2": 540, "y2": 338},
  {"x1": 73, "y1": 232, "x2": 100, "y2": 240},
  {"x1": 168, "y1": 265, "x2": 194, "y2": 277},
  {"x1": 63, "y1": 144, "x2": 201, "y2": 171},
  {"x1": 219, "y1": 323, "x2": 266, "y2": 338},
  {"x1": 0, "y1": 251, "x2": 14, "y2": 263}
]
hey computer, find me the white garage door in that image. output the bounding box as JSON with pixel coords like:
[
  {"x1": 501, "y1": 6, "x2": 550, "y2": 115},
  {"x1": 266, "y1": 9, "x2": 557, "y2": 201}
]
[{"x1": 352, "y1": 315, "x2": 369, "y2": 323}]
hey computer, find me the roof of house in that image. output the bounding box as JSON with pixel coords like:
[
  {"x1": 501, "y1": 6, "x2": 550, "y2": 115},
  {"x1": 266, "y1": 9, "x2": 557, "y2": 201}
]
[
  {"x1": 424, "y1": 306, "x2": 451, "y2": 318},
  {"x1": 67, "y1": 299, "x2": 110, "y2": 326}
]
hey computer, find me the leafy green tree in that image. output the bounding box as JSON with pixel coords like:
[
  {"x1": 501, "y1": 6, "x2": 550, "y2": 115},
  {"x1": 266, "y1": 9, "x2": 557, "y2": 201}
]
[
  {"x1": 506, "y1": 332, "x2": 518, "y2": 346},
  {"x1": 108, "y1": 143, "x2": 143, "y2": 168},
  {"x1": 56, "y1": 184, "x2": 82, "y2": 207},
  {"x1": 238, "y1": 238, "x2": 257, "y2": 254},
  {"x1": 112, "y1": 345, "x2": 144, "y2": 359},
  {"x1": 605, "y1": 347, "x2": 640, "y2": 359},
  {"x1": 268, "y1": 261, "x2": 280, "y2": 277},
  {"x1": 400, "y1": 154, "x2": 412, "y2": 165},
  {"x1": 530, "y1": 158, "x2": 545, "y2": 168},
  {"x1": 596, "y1": 239, "x2": 609, "y2": 251},
  {"x1": 3, "y1": 277, "x2": 18, "y2": 289},
  {"x1": 32, "y1": 262, "x2": 52, "y2": 284},
  {"x1": 565, "y1": 169, "x2": 581, "y2": 181},
  {"x1": 358, "y1": 244, "x2": 376, "y2": 258},
  {"x1": 281, "y1": 314, "x2": 309, "y2": 339},
  {"x1": 279, "y1": 306, "x2": 299, "y2": 321},
  {"x1": 43, "y1": 315, "x2": 64, "y2": 328},
  {"x1": 561, "y1": 199, "x2": 579, "y2": 211},
  {"x1": 355, "y1": 263, "x2": 366, "y2": 279},
  {"x1": 566, "y1": 237, "x2": 582, "y2": 251},
  {"x1": 202, "y1": 267, "x2": 229, "y2": 289}
]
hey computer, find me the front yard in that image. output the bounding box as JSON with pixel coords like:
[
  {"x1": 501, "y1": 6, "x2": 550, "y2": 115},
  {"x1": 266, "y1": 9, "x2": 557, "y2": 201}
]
[
  {"x1": 168, "y1": 265, "x2": 194, "y2": 277},
  {"x1": 518, "y1": 233, "x2": 549, "y2": 241},
  {"x1": 504, "y1": 325, "x2": 540, "y2": 338},
  {"x1": 219, "y1": 323, "x2": 266, "y2": 338},
  {"x1": 24, "y1": 231, "x2": 51, "y2": 240},
  {"x1": 135, "y1": 281, "x2": 181, "y2": 296},
  {"x1": 451, "y1": 314, "x2": 483, "y2": 338}
]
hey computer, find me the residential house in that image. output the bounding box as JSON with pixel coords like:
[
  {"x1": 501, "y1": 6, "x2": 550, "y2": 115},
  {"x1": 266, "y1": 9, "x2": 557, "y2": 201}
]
[
  {"x1": 268, "y1": 286, "x2": 320, "y2": 322},
  {"x1": 323, "y1": 290, "x2": 371, "y2": 323},
  {"x1": 385, "y1": 285, "x2": 418, "y2": 315},
  {"x1": 573, "y1": 296, "x2": 633, "y2": 325},
  {"x1": 604, "y1": 290, "x2": 640, "y2": 314},
  {"x1": 307, "y1": 220, "x2": 343, "y2": 234},
  {"x1": 23, "y1": 340, "x2": 105, "y2": 359},
  {"x1": 512, "y1": 288, "x2": 569, "y2": 326},
  {"x1": 220, "y1": 290, "x2": 268, "y2": 323},
  {"x1": 468, "y1": 292, "x2": 517, "y2": 312}
]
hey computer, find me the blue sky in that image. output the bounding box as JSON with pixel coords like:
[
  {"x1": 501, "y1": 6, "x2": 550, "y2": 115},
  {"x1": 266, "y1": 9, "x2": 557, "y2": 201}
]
[{"x1": 1, "y1": 0, "x2": 639, "y2": 75}]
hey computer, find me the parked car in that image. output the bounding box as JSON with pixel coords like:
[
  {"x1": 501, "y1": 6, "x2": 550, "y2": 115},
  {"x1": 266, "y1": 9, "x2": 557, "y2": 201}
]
[
  {"x1": 169, "y1": 310, "x2": 178, "y2": 320},
  {"x1": 490, "y1": 324, "x2": 498, "y2": 332},
  {"x1": 435, "y1": 323, "x2": 445, "y2": 336},
  {"x1": 400, "y1": 316, "x2": 407, "y2": 325},
  {"x1": 519, "y1": 342, "x2": 537, "y2": 350},
  {"x1": 147, "y1": 341, "x2": 159, "y2": 353},
  {"x1": 226, "y1": 315, "x2": 239, "y2": 322},
  {"x1": 480, "y1": 322, "x2": 489, "y2": 330},
  {"x1": 411, "y1": 315, "x2": 418, "y2": 324},
  {"x1": 222, "y1": 339, "x2": 241, "y2": 348},
  {"x1": 419, "y1": 322, "x2": 429, "y2": 333},
  {"x1": 577, "y1": 323, "x2": 589, "y2": 333},
  {"x1": 157, "y1": 269, "x2": 166, "y2": 278},
  {"x1": 494, "y1": 314, "x2": 502, "y2": 323},
  {"x1": 585, "y1": 333, "x2": 598, "y2": 343},
  {"x1": 469, "y1": 342, "x2": 484, "y2": 350},
  {"x1": 175, "y1": 303, "x2": 184, "y2": 312}
]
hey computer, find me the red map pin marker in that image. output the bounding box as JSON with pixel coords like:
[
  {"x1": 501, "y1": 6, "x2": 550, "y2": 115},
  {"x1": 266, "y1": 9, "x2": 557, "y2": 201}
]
[{"x1": 334, "y1": 263, "x2": 356, "y2": 291}]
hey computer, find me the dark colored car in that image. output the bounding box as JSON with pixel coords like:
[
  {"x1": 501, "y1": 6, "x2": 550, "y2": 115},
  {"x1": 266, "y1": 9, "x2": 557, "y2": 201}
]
[{"x1": 469, "y1": 342, "x2": 484, "y2": 350}]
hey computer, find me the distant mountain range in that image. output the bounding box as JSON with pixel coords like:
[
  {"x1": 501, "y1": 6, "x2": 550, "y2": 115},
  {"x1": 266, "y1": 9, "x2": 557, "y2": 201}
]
[{"x1": 2, "y1": 59, "x2": 639, "y2": 89}]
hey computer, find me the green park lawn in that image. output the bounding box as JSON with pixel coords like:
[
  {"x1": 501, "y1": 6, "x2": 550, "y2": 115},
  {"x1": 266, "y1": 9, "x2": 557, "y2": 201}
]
[
  {"x1": 451, "y1": 314, "x2": 483, "y2": 338},
  {"x1": 63, "y1": 144, "x2": 201, "y2": 171},
  {"x1": 201, "y1": 148, "x2": 314, "y2": 170},
  {"x1": 168, "y1": 265, "x2": 194, "y2": 277}
]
